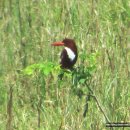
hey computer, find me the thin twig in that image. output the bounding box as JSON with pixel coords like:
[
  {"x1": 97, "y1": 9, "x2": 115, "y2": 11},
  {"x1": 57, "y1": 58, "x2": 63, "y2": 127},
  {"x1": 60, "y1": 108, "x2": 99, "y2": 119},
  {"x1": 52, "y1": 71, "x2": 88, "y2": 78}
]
[
  {"x1": 91, "y1": 94, "x2": 110, "y2": 123},
  {"x1": 86, "y1": 84, "x2": 110, "y2": 123}
]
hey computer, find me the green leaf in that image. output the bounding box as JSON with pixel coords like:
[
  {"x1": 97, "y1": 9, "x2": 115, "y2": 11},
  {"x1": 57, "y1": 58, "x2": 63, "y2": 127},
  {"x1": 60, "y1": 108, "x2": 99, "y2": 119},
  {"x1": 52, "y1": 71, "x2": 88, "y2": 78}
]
[{"x1": 79, "y1": 79, "x2": 86, "y2": 84}]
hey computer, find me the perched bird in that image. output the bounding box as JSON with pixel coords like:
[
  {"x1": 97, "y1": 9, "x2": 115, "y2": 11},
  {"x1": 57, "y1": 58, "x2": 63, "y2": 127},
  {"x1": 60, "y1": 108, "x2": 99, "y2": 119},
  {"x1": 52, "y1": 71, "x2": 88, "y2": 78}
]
[{"x1": 52, "y1": 38, "x2": 78, "y2": 70}]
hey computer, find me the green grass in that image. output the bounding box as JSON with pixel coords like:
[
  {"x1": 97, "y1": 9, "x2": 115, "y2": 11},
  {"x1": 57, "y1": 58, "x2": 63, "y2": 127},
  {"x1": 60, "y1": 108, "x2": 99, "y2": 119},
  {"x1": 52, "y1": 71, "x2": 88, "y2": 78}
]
[{"x1": 0, "y1": 0, "x2": 130, "y2": 130}]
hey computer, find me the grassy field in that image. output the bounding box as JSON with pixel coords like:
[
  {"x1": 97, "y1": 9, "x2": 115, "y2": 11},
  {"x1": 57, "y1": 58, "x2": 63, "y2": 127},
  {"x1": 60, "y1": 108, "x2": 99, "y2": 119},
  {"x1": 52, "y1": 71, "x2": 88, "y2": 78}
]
[{"x1": 0, "y1": 0, "x2": 130, "y2": 130}]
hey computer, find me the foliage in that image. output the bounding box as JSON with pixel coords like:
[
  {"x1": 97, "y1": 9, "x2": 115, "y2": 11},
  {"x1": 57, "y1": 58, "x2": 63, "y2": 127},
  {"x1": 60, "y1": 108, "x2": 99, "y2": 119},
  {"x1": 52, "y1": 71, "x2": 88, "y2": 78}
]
[
  {"x1": 23, "y1": 62, "x2": 56, "y2": 76},
  {"x1": 0, "y1": 0, "x2": 130, "y2": 130}
]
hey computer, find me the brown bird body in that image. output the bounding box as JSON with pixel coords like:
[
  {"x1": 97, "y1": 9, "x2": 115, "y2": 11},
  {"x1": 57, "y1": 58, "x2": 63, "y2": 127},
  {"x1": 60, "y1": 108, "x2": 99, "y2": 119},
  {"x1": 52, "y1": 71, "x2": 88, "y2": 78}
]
[{"x1": 52, "y1": 38, "x2": 78, "y2": 69}]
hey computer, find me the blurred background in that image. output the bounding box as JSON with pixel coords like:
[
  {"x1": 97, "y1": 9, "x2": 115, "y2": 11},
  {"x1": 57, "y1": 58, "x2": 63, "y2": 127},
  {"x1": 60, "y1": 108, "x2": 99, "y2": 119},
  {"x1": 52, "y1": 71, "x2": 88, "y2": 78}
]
[{"x1": 0, "y1": 0, "x2": 130, "y2": 130}]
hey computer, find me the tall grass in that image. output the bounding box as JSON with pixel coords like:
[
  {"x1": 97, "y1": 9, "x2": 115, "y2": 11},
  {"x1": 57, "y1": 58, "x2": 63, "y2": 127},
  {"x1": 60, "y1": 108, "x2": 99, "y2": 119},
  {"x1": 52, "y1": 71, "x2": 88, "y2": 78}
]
[{"x1": 0, "y1": 0, "x2": 130, "y2": 130}]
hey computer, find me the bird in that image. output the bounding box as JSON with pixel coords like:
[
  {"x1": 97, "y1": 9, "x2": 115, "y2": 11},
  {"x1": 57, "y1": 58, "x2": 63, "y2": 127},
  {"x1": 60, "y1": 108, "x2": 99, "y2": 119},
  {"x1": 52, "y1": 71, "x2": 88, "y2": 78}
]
[{"x1": 52, "y1": 38, "x2": 78, "y2": 70}]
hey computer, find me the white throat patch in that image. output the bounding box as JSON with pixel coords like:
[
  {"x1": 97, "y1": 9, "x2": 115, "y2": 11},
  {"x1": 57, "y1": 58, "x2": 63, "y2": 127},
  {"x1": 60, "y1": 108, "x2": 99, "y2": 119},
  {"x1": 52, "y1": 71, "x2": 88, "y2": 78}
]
[{"x1": 65, "y1": 47, "x2": 76, "y2": 61}]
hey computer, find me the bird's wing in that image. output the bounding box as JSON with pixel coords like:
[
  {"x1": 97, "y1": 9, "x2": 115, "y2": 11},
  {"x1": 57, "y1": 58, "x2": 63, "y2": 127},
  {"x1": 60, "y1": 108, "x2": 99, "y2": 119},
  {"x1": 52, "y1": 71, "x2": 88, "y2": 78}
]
[
  {"x1": 60, "y1": 49, "x2": 69, "y2": 68},
  {"x1": 60, "y1": 49, "x2": 67, "y2": 60}
]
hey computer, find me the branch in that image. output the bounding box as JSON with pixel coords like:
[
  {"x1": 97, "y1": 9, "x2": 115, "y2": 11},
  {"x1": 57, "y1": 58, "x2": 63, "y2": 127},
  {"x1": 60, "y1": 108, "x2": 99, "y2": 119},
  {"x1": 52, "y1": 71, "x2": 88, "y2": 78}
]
[{"x1": 86, "y1": 85, "x2": 110, "y2": 123}]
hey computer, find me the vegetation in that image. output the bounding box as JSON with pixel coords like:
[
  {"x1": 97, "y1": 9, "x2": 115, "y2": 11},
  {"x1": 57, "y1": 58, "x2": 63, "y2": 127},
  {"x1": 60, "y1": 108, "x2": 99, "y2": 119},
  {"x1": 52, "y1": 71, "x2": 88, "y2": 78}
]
[{"x1": 0, "y1": 0, "x2": 130, "y2": 130}]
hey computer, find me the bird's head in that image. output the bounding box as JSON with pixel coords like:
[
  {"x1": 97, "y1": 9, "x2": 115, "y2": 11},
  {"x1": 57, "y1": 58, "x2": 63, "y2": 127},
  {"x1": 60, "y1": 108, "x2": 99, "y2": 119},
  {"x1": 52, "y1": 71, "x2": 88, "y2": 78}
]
[{"x1": 51, "y1": 38, "x2": 77, "y2": 53}]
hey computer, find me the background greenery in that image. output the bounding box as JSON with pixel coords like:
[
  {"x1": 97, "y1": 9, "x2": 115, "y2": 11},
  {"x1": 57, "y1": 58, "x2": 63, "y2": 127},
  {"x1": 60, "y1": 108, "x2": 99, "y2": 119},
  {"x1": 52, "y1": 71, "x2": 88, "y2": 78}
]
[{"x1": 0, "y1": 0, "x2": 130, "y2": 130}]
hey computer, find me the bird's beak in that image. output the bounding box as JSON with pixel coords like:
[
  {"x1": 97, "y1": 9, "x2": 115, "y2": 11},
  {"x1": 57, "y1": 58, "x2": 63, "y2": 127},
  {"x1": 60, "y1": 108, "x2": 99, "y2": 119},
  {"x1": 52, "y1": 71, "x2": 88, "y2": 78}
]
[{"x1": 51, "y1": 41, "x2": 64, "y2": 46}]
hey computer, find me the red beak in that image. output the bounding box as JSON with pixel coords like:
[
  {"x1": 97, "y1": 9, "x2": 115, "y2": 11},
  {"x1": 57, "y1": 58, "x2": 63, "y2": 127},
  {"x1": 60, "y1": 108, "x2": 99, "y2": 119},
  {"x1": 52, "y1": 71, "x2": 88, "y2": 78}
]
[{"x1": 51, "y1": 41, "x2": 64, "y2": 46}]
